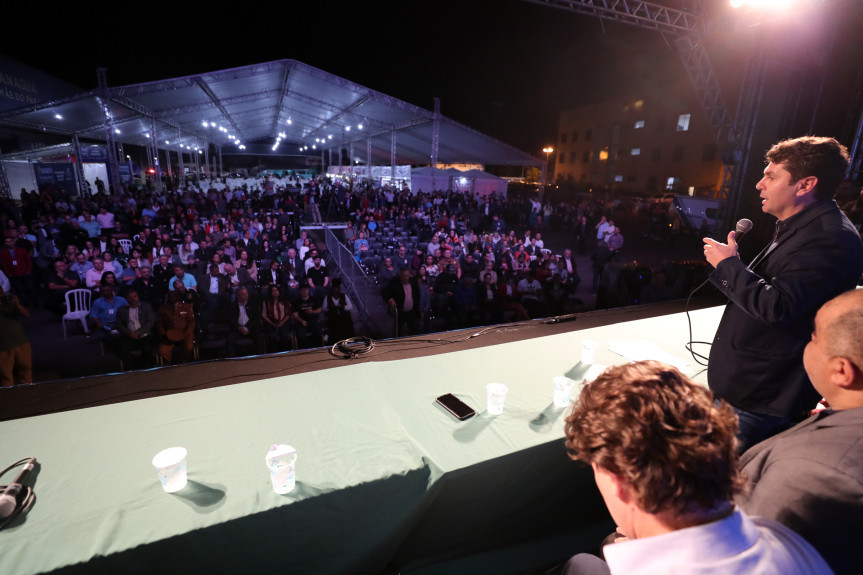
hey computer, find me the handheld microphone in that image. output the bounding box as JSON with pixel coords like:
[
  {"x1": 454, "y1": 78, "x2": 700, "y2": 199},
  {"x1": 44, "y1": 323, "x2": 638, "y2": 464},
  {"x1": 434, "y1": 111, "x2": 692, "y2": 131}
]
[
  {"x1": 735, "y1": 218, "x2": 753, "y2": 239},
  {"x1": 0, "y1": 457, "x2": 36, "y2": 520}
]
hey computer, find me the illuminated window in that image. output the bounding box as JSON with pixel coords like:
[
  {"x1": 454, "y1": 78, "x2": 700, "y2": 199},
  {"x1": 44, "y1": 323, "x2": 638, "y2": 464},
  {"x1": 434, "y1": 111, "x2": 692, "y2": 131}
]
[
  {"x1": 614, "y1": 175, "x2": 623, "y2": 182},
  {"x1": 631, "y1": 148, "x2": 641, "y2": 156},
  {"x1": 598, "y1": 149, "x2": 609, "y2": 161},
  {"x1": 634, "y1": 120, "x2": 645, "y2": 129},
  {"x1": 667, "y1": 177, "x2": 680, "y2": 190},
  {"x1": 676, "y1": 114, "x2": 691, "y2": 131}
]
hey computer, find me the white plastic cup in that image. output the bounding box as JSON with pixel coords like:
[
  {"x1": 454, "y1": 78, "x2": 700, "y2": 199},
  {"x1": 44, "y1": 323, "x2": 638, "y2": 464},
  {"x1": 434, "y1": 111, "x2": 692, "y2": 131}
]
[
  {"x1": 152, "y1": 447, "x2": 188, "y2": 493},
  {"x1": 486, "y1": 383, "x2": 508, "y2": 415},
  {"x1": 581, "y1": 340, "x2": 598, "y2": 365},
  {"x1": 266, "y1": 444, "x2": 298, "y2": 494},
  {"x1": 553, "y1": 376, "x2": 576, "y2": 408}
]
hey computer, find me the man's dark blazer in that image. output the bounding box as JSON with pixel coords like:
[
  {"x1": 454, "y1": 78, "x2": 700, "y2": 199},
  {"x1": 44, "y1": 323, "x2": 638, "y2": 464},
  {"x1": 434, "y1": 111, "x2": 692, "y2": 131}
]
[
  {"x1": 707, "y1": 200, "x2": 863, "y2": 418},
  {"x1": 116, "y1": 302, "x2": 156, "y2": 337},
  {"x1": 381, "y1": 274, "x2": 421, "y2": 314},
  {"x1": 227, "y1": 298, "x2": 263, "y2": 334}
]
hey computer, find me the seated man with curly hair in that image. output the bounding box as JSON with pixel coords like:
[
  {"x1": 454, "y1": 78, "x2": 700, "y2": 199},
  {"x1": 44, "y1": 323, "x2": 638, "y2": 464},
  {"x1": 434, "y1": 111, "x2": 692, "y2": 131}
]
[{"x1": 561, "y1": 361, "x2": 831, "y2": 575}]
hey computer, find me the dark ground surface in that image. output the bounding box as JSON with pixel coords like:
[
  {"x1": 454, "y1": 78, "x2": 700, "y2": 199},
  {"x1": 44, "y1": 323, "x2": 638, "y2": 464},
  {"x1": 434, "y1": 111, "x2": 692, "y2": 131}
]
[{"x1": 13, "y1": 221, "x2": 712, "y2": 385}]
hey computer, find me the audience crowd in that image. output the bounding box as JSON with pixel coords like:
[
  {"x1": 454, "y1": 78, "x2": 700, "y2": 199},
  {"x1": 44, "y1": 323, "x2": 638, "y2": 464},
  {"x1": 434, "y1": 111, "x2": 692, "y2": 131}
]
[
  {"x1": 0, "y1": 172, "x2": 649, "y2": 372},
  {"x1": 3, "y1": 171, "x2": 863, "y2": 575},
  {"x1": 5, "y1": 171, "x2": 856, "y2": 375}
]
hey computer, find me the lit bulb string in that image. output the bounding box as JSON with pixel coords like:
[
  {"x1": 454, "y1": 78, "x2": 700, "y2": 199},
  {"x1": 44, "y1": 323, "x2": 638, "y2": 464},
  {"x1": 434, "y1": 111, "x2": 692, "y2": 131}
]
[{"x1": 0, "y1": 457, "x2": 36, "y2": 531}]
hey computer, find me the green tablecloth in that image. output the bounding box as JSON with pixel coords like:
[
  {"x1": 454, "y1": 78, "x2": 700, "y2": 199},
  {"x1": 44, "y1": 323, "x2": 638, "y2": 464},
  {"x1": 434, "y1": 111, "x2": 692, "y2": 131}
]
[{"x1": 0, "y1": 306, "x2": 722, "y2": 574}]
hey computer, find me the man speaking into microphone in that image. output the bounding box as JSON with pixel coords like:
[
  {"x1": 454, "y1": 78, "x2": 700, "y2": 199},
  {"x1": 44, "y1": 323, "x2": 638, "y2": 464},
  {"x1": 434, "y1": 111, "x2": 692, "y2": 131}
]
[{"x1": 703, "y1": 136, "x2": 863, "y2": 453}]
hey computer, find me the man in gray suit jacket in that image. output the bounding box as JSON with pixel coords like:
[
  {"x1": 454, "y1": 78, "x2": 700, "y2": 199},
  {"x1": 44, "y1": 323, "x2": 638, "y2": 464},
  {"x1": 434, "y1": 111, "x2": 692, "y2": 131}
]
[
  {"x1": 115, "y1": 288, "x2": 155, "y2": 369},
  {"x1": 738, "y1": 288, "x2": 863, "y2": 575}
]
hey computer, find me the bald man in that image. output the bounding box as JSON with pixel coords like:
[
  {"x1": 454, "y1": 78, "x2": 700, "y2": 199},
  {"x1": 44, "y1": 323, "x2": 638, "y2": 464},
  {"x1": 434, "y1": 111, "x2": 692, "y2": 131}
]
[{"x1": 738, "y1": 289, "x2": 863, "y2": 575}]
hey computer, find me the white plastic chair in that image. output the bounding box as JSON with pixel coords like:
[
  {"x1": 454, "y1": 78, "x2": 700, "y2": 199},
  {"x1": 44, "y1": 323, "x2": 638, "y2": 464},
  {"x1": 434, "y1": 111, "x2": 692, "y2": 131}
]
[
  {"x1": 62, "y1": 289, "x2": 92, "y2": 339},
  {"x1": 118, "y1": 239, "x2": 133, "y2": 255}
]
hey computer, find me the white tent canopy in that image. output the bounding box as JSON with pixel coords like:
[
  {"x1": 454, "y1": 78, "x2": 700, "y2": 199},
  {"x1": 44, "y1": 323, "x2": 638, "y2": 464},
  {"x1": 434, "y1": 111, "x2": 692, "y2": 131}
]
[
  {"x1": 410, "y1": 167, "x2": 507, "y2": 198},
  {"x1": 456, "y1": 169, "x2": 508, "y2": 198},
  {"x1": 409, "y1": 167, "x2": 460, "y2": 195}
]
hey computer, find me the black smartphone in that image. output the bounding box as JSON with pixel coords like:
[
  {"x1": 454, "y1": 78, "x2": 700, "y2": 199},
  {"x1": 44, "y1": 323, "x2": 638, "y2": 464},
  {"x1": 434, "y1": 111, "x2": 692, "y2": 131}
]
[{"x1": 436, "y1": 393, "x2": 476, "y2": 420}]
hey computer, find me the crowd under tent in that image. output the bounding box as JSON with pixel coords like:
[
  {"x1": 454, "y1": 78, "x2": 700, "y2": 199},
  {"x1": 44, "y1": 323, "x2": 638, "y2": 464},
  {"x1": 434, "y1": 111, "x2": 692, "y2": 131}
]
[{"x1": 0, "y1": 57, "x2": 543, "y2": 199}]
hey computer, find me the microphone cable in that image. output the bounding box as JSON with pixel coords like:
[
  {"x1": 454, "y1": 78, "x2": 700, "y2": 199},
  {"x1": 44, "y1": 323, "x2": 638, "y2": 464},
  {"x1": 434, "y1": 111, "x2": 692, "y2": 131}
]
[
  {"x1": 684, "y1": 277, "x2": 713, "y2": 366},
  {"x1": 328, "y1": 336, "x2": 376, "y2": 359},
  {"x1": 0, "y1": 457, "x2": 37, "y2": 531},
  {"x1": 684, "y1": 218, "x2": 753, "y2": 367}
]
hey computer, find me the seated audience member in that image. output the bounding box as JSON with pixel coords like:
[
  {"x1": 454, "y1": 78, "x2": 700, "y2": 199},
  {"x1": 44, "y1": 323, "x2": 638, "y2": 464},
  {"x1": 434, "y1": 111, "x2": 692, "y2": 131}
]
[
  {"x1": 236, "y1": 249, "x2": 258, "y2": 284},
  {"x1": 476, "y1": 271, "x2": 503, "y2": 324},
  {"x1": 261, "y1": 284, "x2": 293, "y2": 352},
  {"x1": 452, "y1": 276, "x2": 479, "y2": 327},
  {"x1": 293, "y1": 285, "x2": 324, "y2": 348},
  {"x1": 561, "y1": 360, "x2": 832, "y2": 575},
  {"x1": 201, "y1": 264, "x2": 230, "y2": 324},
  {"x1": 89, "y1": 284, "x2": 128, "y2": 345},
  {"x1": 377, "y1": 257, "x2": 398, "y2": 285},
  {"x1": 282, "y1": 248, "x2": 305, "y2": 284},
  {"x1": 226, "y1": 286, "x2": 266, "y2": 357},
  {"x1": 306, "y1": 254, "x2": 330, "y2": 299},
  {"x1": 322, "y1": 278, "x2": 354, "y2": 342},
  {"x1": 132, "y1": 265, "x2": 165, "y2": 312},
  {"x1": 155, "y1": 287, "x2": 195, "y2": 364},
  {"x1": 738, "y1": 289, "x2": 863, "y2": 575},
  {"x1": 152, "y1": 254, "x2": 174, "y2": 293},
  {"x1": 69, "y1": 251, "x2": 93, "y2": 283},
  {"x1": 100, "y1": 271, "x2": 120, "y2": 294},
  {"x1": 516, "y1": 269, "x2": 546, "y2": 317},
  {"x1": 119, "y1": 256, "x2": 142, "y2": 285},
  {"x1": 259, "y1": 259, "x2": 285, "y2": 290},
  {"x1": 168, "y1": 264, "x2": 197, "y2": 291},
  {"x1": 102, "y1": 251, "x2": 123, "y2": 275},
  {"x1": 559, "y1": 248, "x2": 581, "y2": 292},
  {"x1": 353, "y1": 231, "x2": 369, "y2": 257},
  {"x1": 85, "y1": 256, "x2": 107, "y2": 290},
  {"x1": 184, "y1": 254, "x2": 206, "y2": 286},
  {"x1": 170, "y1": 278, "x2": 201, "y2": 317},
  {"x1": 224, "y1": 262, "x2": 254, "y2": 292},
  {"x1": 303, "y1": 248, "x2": 320, "y2": 274},
  {"x1": 47, "y1": 259, "x2": 81, "y2": 314},
  {"x1": 115, "y1": 288, "x2": 155, "y2": 369}
]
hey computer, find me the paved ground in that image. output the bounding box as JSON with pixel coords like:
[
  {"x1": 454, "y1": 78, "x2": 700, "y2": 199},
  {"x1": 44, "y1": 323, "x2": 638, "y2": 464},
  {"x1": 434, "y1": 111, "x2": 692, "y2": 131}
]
[{"x1": 12, "y1": 222, "x2": 710, "y2": 384}]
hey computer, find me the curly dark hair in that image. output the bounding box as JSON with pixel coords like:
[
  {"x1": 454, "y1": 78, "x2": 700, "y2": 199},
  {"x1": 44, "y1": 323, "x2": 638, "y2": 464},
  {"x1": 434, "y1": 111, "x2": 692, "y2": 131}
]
[
  {"x1": 766, "y1": 136, "x2": 849, "y2": 200},
  {"x1": 564, "y1": 361, "x2": 743, "y2": 516}
]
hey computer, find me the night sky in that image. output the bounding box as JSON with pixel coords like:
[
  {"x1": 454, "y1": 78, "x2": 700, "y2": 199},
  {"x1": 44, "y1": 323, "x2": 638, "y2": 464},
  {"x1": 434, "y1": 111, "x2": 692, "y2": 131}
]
[
  {"x1": 7, "y1": 1, "x2": 862, "y2": 156},
  {"x1": 7, "y1": 0, "x2": 676, "y2": 155}
]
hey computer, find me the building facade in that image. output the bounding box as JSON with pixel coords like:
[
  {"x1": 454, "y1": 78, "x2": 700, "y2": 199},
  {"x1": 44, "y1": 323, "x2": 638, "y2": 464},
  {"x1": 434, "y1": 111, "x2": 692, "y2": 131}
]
[{"x1": 554, "y1": 85, "x2": 724, "y2": 197}]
